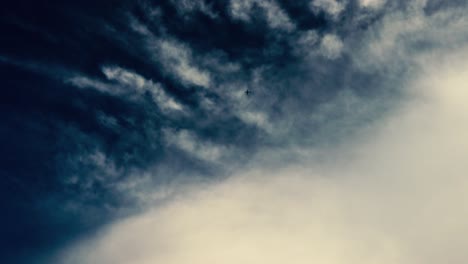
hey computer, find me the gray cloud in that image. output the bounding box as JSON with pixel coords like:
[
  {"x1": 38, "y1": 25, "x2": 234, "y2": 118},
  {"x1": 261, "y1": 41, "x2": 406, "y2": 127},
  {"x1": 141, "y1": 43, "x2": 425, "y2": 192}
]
[
  {"x1": 4, "y1": 2, "x2": 468, "y2": 262},
  {"x1": 310, "y1": 0, "x2": 347, "y2": 19},
  {"x1": 170, "y1": 0, "x2": 219, "y2": 19},
  {"x1": 57, "y1": 42, "x2": 468, "y2": 263},
  {"x1": 102, "y1": 66, "x2": 185, "y2": 113},
  {"x1": 228, "y1": 0, "x2": 295, "y2": 31},
  {"x1": 156, "y1": 39, "x2": 212, "y2": 88}
]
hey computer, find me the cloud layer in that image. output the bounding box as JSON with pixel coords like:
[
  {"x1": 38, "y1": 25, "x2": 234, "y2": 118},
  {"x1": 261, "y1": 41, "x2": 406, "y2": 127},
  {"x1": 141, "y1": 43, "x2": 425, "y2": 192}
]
[
  {"x1": 57, "y1": 41, "x2": 468, "y2": 263},
  {"x1": 2, "y1": 1, "x2": 468, "y2": 263}
]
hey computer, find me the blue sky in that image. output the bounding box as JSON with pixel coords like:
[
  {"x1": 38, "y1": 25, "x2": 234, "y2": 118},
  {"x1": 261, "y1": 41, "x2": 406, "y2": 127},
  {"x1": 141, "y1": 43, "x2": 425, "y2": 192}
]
[{"x1": 2, "y1": 1, "x2": 468, "y2": 263}]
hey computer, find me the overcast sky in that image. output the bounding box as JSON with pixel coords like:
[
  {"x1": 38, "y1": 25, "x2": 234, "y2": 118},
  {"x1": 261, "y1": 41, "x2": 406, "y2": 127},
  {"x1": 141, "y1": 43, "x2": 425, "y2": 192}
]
[{"x1": 2, "y1": 1, "x2": 468, "y2": 263}]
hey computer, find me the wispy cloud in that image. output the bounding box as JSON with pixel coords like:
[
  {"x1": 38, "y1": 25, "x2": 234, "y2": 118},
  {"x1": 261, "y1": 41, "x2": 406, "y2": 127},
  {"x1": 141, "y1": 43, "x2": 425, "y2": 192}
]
[
  {"x1": 69, "y1": 66, "x2": 184, "y2": 113},
  {"x1": 163, "y1": 128, "x2": 227, "y2": 163},
  {"x1": 320, "y1": 34, "x2": 344, "y2": 59},
  {"x1": 310, "y1": 0, "x2": 347, "y2": 19},
  {"x1": 129, "y1": 19, "x2": 213, "y2": 89},
  {"x1": 358, "y1": 0, "x2": 386, "y2": 9},
  {"x1": 57, "y1": 44, "x2": 468, "y2": 264},
  {"x1": 102, "y1": 66, "x2": 185, "y2": 112},
  {"x1": 228, "y1": 0, "x2": 295, "y2": 31},
  {"x1": 351, "y1": 0, "x2": 468, "y2": 71},
  {"x1": 170, "y1": 0, "x2": 218, "y2": 19},
  {"x1": 157, "y1": 39, "x2": 212, "y2": 88}
]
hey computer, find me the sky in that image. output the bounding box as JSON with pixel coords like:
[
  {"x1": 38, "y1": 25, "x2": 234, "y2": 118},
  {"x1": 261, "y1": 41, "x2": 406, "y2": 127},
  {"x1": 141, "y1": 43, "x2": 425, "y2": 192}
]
[{"x1": 1, "y1": 0, "x2": 468, "y2": 263}]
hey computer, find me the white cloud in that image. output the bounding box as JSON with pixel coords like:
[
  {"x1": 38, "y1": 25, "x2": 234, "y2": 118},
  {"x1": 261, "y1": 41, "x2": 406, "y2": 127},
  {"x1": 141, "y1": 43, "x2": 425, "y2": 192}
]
[
  {"x1": 296, "y1": 30, "x2": 320, "y2": 50},
  {"x1": 229, "y1": 0, "x2": 295, "y2": 31},
  {"x1": 68, "y1": 67, "x2": 184, "y2": 113},
  {"x1": 359, "y1": 0, "x2": 386, "y2": 9},
  {"x1": 171, "y1": 0, "x2": 218, "y2": 19},
  {"x1": 353, "y1": 2, "x2": 468, "y2": 71},
  {"x1": 310, "y1": 0, "x2": 347, "y2": 19},
  {"x1": 229, "y1": 0, "x2": 254, "y2": 21},
  {"x1": 293, "y1": 31, "x2": 345, "y2": 60},
  {"x1": 102, "y1": 66, "x2": 146, "y2": 90},
  {"x1": 128, "y1": 19, "x2": 212, "y2": 89},
  {"x1": 239, "y1": 110, "x2": 273, "y2": 132},
  {"x1": 257, "y1": 0, "x2": 295, "y2": 31},
  {"x1": 113, "y1": 170, "x2": 185, "y2": 207},
  {"x1": 320, "y1": 34, "x2": 344, "y2": 59},
  {"x1": 57, "y1": 39, "x2": 468, "y2": 264},
  {"x1": 129, "y1": 18, "x2": 154, "y2": 37},
  {"x1": 67, "y1": 76, "x2": 116, "y2": 94},
  {"x1": 102, "y1": 66, "x2": 184, "y2": 112},
  {"x1": 163, "y1": 129, "x2": 225, "y2": 162},
  {"x1": 215, "y1": 70, "x2": 274, "y2": 133},
  {"x1": 158, "y1": 39, "x2": 212, "y2": 88}
]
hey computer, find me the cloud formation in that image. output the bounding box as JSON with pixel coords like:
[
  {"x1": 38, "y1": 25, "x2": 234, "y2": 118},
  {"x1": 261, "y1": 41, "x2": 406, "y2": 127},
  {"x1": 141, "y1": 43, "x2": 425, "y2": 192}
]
[
  {"x1": 102, "y1": 66, "x2": 185, "y2": 112},
  {"x1": 157, "y1": 39, "x2": 212, "y2": 88},
  {"x1": 57, "y1": 35, "x2": 468, "y2": 264},
  {"x1": 310, "y1": 0, "x2": 347, "y2": 19},
  {"x1": 359, "y1": 0, "x2": 386, "y2": 9},
  {"x1": 320, "y1": 34, "x2": 343, "y2": 59},
  {"x1": 229, "y1": 0, "x2": 295, "y2": 31},
  {"x1": 2, "y1": 1, "x2": 468, "y2": 263}
]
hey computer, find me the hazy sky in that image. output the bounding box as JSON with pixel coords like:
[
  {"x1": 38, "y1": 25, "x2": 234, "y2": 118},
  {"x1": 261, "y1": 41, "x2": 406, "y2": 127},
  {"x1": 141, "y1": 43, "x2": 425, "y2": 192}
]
[{"x1": 2, "y1": 1, "x2": 468, "y2": 263}]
